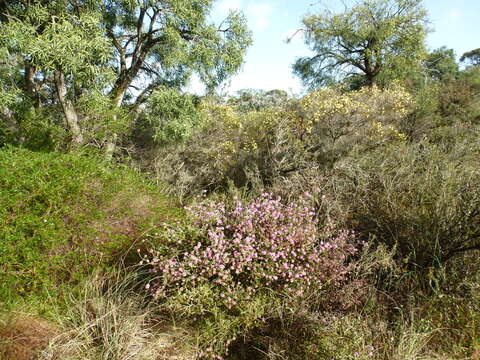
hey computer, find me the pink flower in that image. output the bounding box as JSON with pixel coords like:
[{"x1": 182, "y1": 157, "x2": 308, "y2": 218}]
[{"x1": 143, "y1": 193, "x2": 357, "y2": 307}]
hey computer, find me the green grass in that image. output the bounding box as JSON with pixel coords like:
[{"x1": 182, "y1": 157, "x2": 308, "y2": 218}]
[{"x1": 0, "y1": 146, "x2": 182, "y2": 311}]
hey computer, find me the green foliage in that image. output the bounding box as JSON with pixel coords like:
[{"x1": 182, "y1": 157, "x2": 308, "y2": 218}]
[
  {"x1": 326, "y1": 141, "x2": 480, "y2": 270},
  {"x1": 0, "y1": 0, "x2": 252, "y2": 151},
  {"x1": 428, "y1": 68, "x2": 480, "y2": 129},
  {"x1": 0, "y1": 1, "x2": 115, "y2": 149},
  {"x1": 293, "y1": 0, "x2": 428, "y2": 89},
  {"x1": 424, "y1": 47, "x2": 459, "y2": 81},
  {"x1": 134, "y1": 88, "x2": 203, "y2": 146},
  {"x1": 1, "y1": 1, "x2": 480, "y2": 357},
  {"x1": 102, "y1": 0, "x2": 252, "y2": 100},
  {"x1": 0, "y1": 147, "x2": 179, "y2": 309},
  {"x1": 0, "y1": 6, "x2": 112, "y2": 78}
]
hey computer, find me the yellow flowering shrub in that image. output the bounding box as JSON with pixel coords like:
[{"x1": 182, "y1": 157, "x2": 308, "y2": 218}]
[
  {"x1": 154, "y1": 85, "x2": 417, "y2": 197},
  {"x1": 369, "y1": 121, "x2": 407, "y2": 141},
  {"x1": 199, "y1": 101, "x2": 240, "y2": 130},
  {"x1": 297, "y1": 84, "x2": 413, "y2": 144},
  {"x1": 199, "y1": 102, "x2": 284, "y2": 160},
  {"x1": 180, "y1": 102, "x2": 288, "y2": 190},
  {"x1": 240, "y1": 109, "x2": 281, "y2": 152}
]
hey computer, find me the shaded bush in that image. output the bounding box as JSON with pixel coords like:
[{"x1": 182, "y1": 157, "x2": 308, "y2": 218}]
[
  {"x1": 324, "y1": 141, "x2": 480, "y2": 274},
  {"x1": 132, "y1": 88, "x2": 203, "y2": 149}
]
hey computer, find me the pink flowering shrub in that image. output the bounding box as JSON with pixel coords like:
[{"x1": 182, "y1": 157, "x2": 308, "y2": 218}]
[{"x1": 143, "y1": 193, "x2": 357, "y2": 309}]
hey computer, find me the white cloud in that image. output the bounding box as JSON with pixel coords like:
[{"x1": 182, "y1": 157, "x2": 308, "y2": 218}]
[{"x1": 246, "y1": 3, "x2": 274, "y2": 31}]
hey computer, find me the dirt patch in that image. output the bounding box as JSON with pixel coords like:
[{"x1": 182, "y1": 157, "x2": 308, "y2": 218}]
[{"x1": 0, "y1": 314, "x2": 59, "y2": 360}]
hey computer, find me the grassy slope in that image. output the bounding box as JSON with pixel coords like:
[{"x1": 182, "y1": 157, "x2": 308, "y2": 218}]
[{"x1": 0, "y1": 146, "x2": 181, "y2": 311}]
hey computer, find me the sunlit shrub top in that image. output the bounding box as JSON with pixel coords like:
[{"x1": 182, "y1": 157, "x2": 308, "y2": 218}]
[{"x1": 297, "y1": 84, "x2": 413, "y2": 141}]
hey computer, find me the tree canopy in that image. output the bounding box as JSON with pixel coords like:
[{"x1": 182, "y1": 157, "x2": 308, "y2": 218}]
[
  {"x1": 292, "y1": 0, "x2": 429, "y2": 89},
  {"x1": 424, "y1": 47, "x2": 459, "y2": 81},
  {"x1": 0, "y1": 0, "x2": 252, "y2": 149},
  {"x1": 461, "y1": 48, "x2": 480, "y2": 67},
  {"x1": 227, "y1": 89, "x2": 289, "y2": 113}
]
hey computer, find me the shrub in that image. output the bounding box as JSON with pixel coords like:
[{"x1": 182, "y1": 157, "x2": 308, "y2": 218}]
[
  {"x1": 132, "y1": 88, "x2": 203, "y2": 149},
  {"x1": 151, "y1": 103, "x2": 295, "y2": 197},
  {"x1": 0, "y1": 146, "x2": 180, "y2": 308},
  {"x1": 151, "y1": 85, "x2": 415, "y2": 200},
  {"x1": 296, "y1": 84, "x2": 412, "y2": 156},
  {"x1": 145, "y1": 193, "x2": 355, "y2": 304},
  {"x1": 324, "y1": 141, "x2": 480, "y2": 277},
  {"x1": 142, "y1": 193, "x2": 357, "y2": 358},
  {"x1": 437, "y1": 73, "x2": 480, "y2": 124}
]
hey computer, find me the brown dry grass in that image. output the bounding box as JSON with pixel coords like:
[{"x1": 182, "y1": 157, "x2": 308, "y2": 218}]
[
  {"x1": 0, "y1": 314, "x2": 59, "y2": 360},
  {"x1": 35, "y1": 273, "x2": 195, "y2": 360}
]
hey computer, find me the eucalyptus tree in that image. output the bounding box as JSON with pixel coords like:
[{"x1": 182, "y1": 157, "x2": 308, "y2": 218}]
[
  {"x1": 0, "y1": 0, "x2": 252, "y2": 151},
  {"x1": 103, "y1": 0, "x2": 251, "y2": 110},
  {"x1": 292, "y1": 0, "x2": 429, "y2": 89},
  {"x1": 0, "y1": 1, "x2": 112, "y2": 147}
]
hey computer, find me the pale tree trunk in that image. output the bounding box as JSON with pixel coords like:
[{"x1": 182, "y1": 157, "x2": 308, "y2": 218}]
[
  {"x1": 24, "y1": 62, "x2": 36, "y2": 103},
  {"x1": 1, "y1": 107, "x2": 24, "y2": 144},
  {"x1": 54, "y1": 69, "x2": 84, "y2": 148},
  {"x1": 104, "y1": 49, "x2": 147, "y2": 158}
]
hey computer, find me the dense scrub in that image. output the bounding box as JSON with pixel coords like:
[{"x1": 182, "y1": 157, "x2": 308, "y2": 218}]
[
  {"x1": 132, "y1": 73, "x2": 480, "y2": 358},
  {"x1": 1, "y1": 0, "x2": 480, "y2": 357},
  {"x1": 2, "y1": 71, "x2": 480, "y2": 358}
]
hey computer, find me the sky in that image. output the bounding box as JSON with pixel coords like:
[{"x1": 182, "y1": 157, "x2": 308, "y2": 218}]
[{"x1": 189, "y1": 0, "x2": 480, "y2": 96}]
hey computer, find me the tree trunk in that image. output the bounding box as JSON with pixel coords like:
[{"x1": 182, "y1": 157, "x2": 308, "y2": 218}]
[
  {"x1": 24, "y1": 62, "x2": 35, "y2": 97},
  {"x1": 102, "y1": 89, "x2": 126, "y2": 159},
  {"x1": 24, "y1": 61, "x2": 43, "y2": 108},
  {"x1": 104, "y1": 41, "x2": 151, "y2": 157},
  {"x1": 54, "y1": 69, "x2": 84, "y2": 148},
  {"x1": 104, "y1": 75, "x2": 136, "y2": 158},
  {"x1": 1, "y1": 107, "x2": 24, "y2": 144}
]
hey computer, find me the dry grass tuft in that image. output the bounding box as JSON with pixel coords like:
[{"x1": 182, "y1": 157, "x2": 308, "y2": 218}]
[{"x1": 38, "y1": 272, "x2": 195, "y2": 360}]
